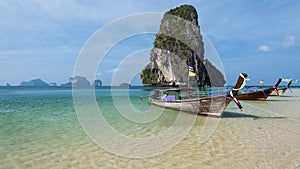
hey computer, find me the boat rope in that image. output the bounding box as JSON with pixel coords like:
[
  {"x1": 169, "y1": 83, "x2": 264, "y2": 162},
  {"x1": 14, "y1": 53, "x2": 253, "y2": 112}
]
[
  {"x1": 229, "y1": 90, "x2": 243, "y2": 110},
  {"x1": 229, "y1": 73, "x2": 249, "y2": 110}
]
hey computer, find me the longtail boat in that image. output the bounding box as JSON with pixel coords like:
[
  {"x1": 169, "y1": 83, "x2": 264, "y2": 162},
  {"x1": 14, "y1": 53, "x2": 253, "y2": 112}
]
[
  {"x1": 270, "y1": 79, "x2": 293, "y2": 96},
  {"x1": 236, "y1": 77, "x2": 282, "y2": 100},
  {"x1": 149, "y1": 73, "x2": 248, "y2": 117}
]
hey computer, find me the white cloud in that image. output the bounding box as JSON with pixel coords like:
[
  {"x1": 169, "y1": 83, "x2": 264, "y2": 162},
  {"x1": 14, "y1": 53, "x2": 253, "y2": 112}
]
[
  {"x1": 283, "y1": 36, "x2": 297, "y2": 48},
  {"x1": 258, "y1": 45, "x2": 271, "y2": 52},
  {"x1": 106, "y1": 68, "x2": 121, "y2": 74}
]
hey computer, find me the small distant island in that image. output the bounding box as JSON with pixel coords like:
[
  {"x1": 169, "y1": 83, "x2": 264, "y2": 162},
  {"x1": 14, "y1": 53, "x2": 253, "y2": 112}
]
[{"x1": 119, "y1": 83, "x2": 131, "y2": 87}]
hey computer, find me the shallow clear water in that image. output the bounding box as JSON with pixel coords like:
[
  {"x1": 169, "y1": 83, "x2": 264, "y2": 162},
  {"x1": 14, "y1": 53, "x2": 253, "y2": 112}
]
[{"x1": 1, "y1": 87, "x2": 300, "y2": 168}]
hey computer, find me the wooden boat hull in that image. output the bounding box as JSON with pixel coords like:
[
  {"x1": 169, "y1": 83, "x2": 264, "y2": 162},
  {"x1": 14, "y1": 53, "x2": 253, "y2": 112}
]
[
  {"x1": 236, "y1": 88, "x2": 273, "y2": 101},
  {"x1": 270, "y1": 87, "x2": 287, "y2": 96},
  {"x1": 149, "y1": 95, "x2": 232, "y2": 117}
]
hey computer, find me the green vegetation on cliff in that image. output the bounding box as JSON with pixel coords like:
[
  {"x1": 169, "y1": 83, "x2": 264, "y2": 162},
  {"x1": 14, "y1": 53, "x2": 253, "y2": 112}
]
[
  {"x1": 166, "y1": 5, "x2": 198, "y2": 25},
  {"x1": 140, "y1": 63, "x2": 158, "y2": 85},
  {"x1": 154, "y1": 34, "x2": 192, "y2": 60}
]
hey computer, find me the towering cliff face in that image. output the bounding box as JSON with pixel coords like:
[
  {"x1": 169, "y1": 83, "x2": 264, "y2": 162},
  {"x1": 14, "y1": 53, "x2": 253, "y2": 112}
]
[{"x1": 141, "y1": 5, "x2": 225, "y2": 87}]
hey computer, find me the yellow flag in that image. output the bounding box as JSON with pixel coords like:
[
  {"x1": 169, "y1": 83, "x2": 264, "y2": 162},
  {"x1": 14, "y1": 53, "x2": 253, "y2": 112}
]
[{"x1": 189, "y1": 71, "x2": 196, "y2": 77}]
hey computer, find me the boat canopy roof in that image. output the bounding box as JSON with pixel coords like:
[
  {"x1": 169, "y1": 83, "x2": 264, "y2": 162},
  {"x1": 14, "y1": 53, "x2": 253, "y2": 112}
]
[{"x1": 157, "y1": 88, "x2": 197, "y2": 93}]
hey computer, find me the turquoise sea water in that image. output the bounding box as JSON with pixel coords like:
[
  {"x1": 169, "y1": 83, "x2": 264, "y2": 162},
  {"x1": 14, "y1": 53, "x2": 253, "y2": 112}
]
[
  {"x1": 0, "y1": 87, "x2": 79, "y2": 168},
  {"x1": 0, "y1": 87, "x2": 176, "y2": 168},
  {"x1": 1, "y1": 87, "x2": 300, "y2": 168}
]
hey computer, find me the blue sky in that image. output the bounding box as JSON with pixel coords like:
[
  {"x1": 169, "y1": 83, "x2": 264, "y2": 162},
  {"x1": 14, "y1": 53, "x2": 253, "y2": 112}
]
[{"x1": 0, "y1": 0, "x2": 299, "y2": 86}]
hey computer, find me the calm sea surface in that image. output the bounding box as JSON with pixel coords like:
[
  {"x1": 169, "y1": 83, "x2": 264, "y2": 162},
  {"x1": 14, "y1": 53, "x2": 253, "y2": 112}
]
[{"x1": 1, "y1": 87, "x2": 300, "y2": 169}]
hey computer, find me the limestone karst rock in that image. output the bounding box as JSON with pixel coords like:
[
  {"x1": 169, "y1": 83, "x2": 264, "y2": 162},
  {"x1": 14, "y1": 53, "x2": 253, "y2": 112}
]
[{"x1": 141, "y1": 5, "x2": 225, "y2": 87}]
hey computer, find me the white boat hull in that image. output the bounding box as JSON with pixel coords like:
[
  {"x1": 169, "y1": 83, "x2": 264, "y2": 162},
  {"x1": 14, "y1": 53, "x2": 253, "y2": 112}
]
[{"x1": 149, "y1": 95, "x2": 231, "y2": 117}]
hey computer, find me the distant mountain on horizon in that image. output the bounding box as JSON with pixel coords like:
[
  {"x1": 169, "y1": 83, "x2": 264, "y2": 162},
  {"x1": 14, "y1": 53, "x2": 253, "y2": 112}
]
[
  {"x1": 20, "y1": 79, "x2": 50, "y2": 87},
  {"x1": 16, "y1": 76, "x2": 103, "y2": 87}
]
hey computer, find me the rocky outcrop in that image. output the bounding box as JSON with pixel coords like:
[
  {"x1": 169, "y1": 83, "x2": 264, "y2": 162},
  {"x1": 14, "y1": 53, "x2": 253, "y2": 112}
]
[
  {"x1": 61, "y1": 76, "x2": 91, "y2": 87},
  {"x1": 93, "y1": 80, "x2": 102, "y2": 87},
  {"x1": 141, "y1": 5, "x2": 225, "y2": 87},
  {"x1": 20, "y1": 79, "x2": 49, "y2": 87}
]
